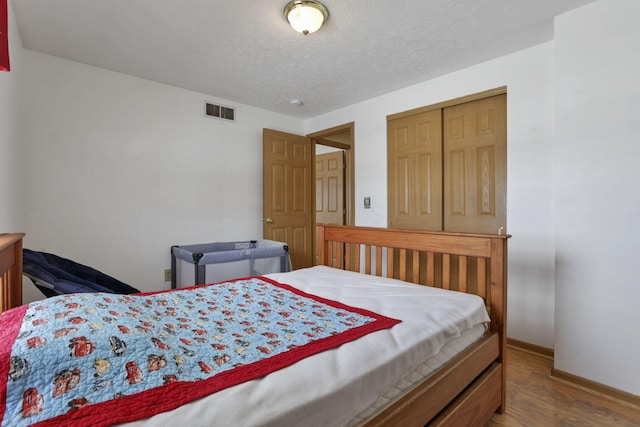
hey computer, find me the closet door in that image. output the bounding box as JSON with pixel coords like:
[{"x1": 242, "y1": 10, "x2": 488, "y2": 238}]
[
  {"x1": 387, "y1": 109, "x2": 443, "y2": 231},
  {"x1": 443, "y1": 94, "x2": 506, "y2": 234}
]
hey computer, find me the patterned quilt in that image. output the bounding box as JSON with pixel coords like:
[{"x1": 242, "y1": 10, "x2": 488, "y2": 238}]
[{"x1": 0, "y1": 277, "x2": 400, "y2": 427}]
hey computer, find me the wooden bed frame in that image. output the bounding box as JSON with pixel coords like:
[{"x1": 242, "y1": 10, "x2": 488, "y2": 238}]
[
  {"x1": 0, "y1": 228, "x2": 506, "y2": 426},
  {"x1": 0, "y1": 233, "x2": 24, "y2": 314},
  {"x1": 317, "y1": 224, "x2": 508, "y2": 427}
]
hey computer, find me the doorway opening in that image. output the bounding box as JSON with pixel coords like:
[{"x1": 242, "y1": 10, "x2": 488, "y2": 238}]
[{"x1": 309, "y1": 122, "x2": 355, "y2": 263}]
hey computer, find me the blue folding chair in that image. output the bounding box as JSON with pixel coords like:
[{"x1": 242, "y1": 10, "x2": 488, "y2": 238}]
[{"x1": 23, "y1": 248, "x2": 140, "y2": 297}]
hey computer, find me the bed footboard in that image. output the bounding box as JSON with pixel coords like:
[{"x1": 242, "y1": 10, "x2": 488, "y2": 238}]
[{"x1": 0, "y1": 233, "x2": 25, "y2": 314}]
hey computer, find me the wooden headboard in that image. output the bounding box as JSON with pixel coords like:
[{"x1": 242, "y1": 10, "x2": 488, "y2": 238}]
[
  {"x1": 316, "y1": 224, "x2": 509, "y2": 420},
  {"x1": 0, "y1": 233, "x2": 25, "y2": 314},
  {"x1": 317, "y1": 224, "x2": 508, "y2": 332}
]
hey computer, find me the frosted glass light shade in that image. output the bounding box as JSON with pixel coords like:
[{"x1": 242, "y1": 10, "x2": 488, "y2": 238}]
[{"x1": 284, "y1": 1, "x2": 329, "y2": 35}]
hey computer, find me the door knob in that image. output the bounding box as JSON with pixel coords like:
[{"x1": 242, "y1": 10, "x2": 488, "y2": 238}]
[{"x1": 264, "y1": 217, "x2": 273, "y2": 224}]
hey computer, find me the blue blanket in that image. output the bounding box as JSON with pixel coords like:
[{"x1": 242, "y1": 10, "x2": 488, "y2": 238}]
[{"x1": 0, "y1": 277, "x2": 400, "y2": 426}]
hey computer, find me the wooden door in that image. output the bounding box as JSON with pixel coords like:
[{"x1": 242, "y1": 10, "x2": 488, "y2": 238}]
[
  {"x1": 315, "y1": 150, "x2": 345, "y2": 225},
  {"x1": 263, "y1": 129, "x2": 313, "y2": 270},
  {"x1": 443, "y1": 94, "x2": 506, "y2": 234},
  {"x1": 315, "y1": 150, "x2": 345, "y2": 266},
  {"x1": 387, "y1": 109, "x2": 443, "y2": 230}
]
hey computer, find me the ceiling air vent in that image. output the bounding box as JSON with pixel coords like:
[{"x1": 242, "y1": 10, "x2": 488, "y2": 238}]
[{"x1": 204, "y1": 102, "x2": 235, "y2": 121}]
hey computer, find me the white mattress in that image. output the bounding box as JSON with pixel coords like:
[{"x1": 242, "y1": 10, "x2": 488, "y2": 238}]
[
  {"x1": 348, "y1": 323, "x2": 486, "y2": 425},
  {"x1": 120, "y1": 266, "x2": 490, "y2": 427}
]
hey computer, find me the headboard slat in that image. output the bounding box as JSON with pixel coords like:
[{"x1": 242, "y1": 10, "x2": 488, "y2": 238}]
[
  {"x1": 427, "y1": 252, "x2": 435, "y2": 286},
  {"x1": 458, "y1": 256, "x2": 468, "y2": 293},
  {"x1": 442, "y1": 254, "x2": 451, "y2": 290},
  {"x1": 353, "y1": 244, "x2": 361, "y2": 273},
  {"x1": 398, "y1": 249, "x2": 407, "y2": 281},
  {"x1": 412, "y1": 250, "x2": 420, "y2": 284},
  {"x1": 365, "y1": 245, "x2": 372, "y2": 275},
  {"x1": 477, "y1": 258, "x2": 487, "y2": 301},
  {"x1": 345, "y1": 242, "x2": 352, "y2": 271}
]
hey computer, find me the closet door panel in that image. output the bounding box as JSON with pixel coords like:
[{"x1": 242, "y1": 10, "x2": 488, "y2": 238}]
[
  {"x1": 443, "y1": 95, "x2": 506, "y2": 234},
  {"x1": 388, "y1": 109, "x2": 443, "y2": 230}
]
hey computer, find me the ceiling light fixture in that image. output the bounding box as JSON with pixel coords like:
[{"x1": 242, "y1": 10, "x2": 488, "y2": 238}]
[{"x1": 284, "y1": 0, "x2": 329, "y2": 35}]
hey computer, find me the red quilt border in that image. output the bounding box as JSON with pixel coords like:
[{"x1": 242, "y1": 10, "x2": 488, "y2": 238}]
[{"x1": 0, "y1": 305, "x2": 29, "y2": 423}]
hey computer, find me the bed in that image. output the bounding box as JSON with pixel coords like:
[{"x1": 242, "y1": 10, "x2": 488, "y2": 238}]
[{"x1": 0, "y1": 225, "x2": 508, "y2": 426}]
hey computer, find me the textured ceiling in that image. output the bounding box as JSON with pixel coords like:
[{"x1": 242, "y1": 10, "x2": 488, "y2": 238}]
[{"x1": 11, "y1": 0, "x2": 594, "y2": 118}]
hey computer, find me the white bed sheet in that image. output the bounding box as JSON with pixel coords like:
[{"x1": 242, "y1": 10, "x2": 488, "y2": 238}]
[{"x1": 121, "y1": 266, "x2": 490, "y2": 427}]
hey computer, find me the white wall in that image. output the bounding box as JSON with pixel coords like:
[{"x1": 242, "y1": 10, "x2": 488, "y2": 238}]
[
  {"x1": 20, "y1": 51, "x2": 305, "y2": 294},
  {"x1": 554, "y1": 0, "x2": 640, "y2": 395},
  {"x1": 307, "y1": 43, "x2": 557, "y2": 349},
  {"x1": 0, "y1": 2, "x2": 22, "y2": 231}
]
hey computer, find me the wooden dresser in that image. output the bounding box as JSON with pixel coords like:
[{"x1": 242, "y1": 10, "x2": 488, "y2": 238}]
[{"x1": 0, "y1": 233, "x2": 25, "y2": 313}]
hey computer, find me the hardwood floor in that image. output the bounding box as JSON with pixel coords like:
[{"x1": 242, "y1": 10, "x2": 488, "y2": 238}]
[{"x1": 487, "y1": 346, "x2": 640, "y2": 426}]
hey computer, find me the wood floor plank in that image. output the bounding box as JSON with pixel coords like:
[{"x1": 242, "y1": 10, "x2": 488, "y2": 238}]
[{"x1": 487, "y1": 347, "x2": 640, "y2": 426}]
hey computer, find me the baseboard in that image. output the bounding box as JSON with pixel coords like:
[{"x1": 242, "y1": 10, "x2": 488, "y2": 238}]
[
  {"x1": 507, "y1": 338, "x2": 554, "y2": 360},
  {"x1": 550, "y1": 368, "x2": 640, "y2": 411}
]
